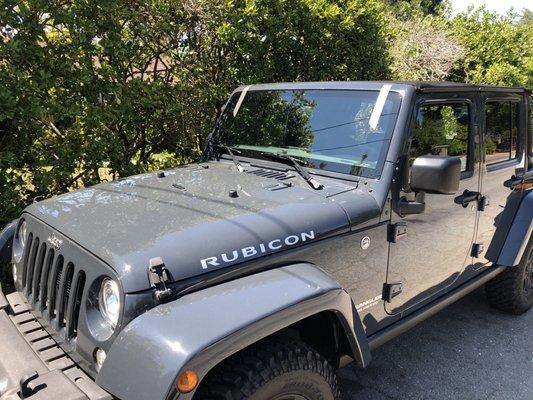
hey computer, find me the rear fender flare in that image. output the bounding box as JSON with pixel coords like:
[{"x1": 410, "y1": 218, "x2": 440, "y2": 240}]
[
  {"x1": 97, "y1": 263, "x2": 370, "y2": 400},
  {"x1": 486, "y1": 190, "x2": 533, "y2": 266}
]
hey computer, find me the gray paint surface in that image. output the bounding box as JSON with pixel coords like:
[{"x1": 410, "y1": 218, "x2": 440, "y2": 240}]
[
  {"x1": 97, "y1": 263, "x2": 366, "y2": 400},
  {"x1": 25, "y1": 162, "x2": 368, "y2": 293}
]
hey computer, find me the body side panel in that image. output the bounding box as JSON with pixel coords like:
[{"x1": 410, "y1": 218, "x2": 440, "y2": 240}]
[
  {"x1": 385, "y1": 92, "x2": 481, "y2": 315},
  {"x1": 476, "y1": 91, "x2": 529, "y2": 267}
]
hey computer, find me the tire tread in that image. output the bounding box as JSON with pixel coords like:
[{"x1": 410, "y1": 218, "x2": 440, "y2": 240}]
[
  {"x1": 485, "y1": 237, "x2": 533, "y2": 315},
  {"x1": 194, "y1": 336, "x2": 340, "y2": 400}
]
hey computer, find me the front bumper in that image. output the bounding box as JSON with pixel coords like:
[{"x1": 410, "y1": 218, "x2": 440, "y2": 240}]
[{"x1": 0, "y1": 289, "x2": 112, "y2": 400}]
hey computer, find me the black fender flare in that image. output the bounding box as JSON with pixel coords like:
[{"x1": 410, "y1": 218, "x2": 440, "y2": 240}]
[
  {"x1": 486, "y1": 189, "x2": 533, "y2": 266},
  {"x1": 0, "y1": 221, "x2": 16, "y2": 265},
  {"x1": 97, "y1": 263, "x2": 370, "y2": 400}
]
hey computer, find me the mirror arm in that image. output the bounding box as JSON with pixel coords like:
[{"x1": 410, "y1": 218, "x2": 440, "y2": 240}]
[{"x1": 397, "y1": 194, "x2": 426, "y2": 217}]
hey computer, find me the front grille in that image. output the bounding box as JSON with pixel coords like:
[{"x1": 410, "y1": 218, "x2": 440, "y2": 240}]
[{"x1": 20, "y1": 233, "x2": 86, "y2": 340}]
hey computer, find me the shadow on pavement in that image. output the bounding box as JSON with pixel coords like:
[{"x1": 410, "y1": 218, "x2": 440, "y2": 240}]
[{"x1": 339, "y1": 288, "x2": 533, "y2": 400}]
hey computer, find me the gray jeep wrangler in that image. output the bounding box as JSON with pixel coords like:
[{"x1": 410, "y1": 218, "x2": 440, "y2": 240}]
[{"x1": 0, "y1": 81, "x2": 532, "y2": 400}]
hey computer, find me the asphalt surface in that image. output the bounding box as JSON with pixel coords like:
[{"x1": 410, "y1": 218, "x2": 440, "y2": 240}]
[{"x1": 338, "y1": 288, "x2": 533, "y2": 400}]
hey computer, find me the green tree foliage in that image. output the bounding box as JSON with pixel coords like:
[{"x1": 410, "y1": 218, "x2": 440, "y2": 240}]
[
  {"x1": 1, "y1": 0, "x2": 531, "y2": 228},
  {"x1": 385, "y1": 0, "x2": 445, "y2": 17},
  {"x1": 0, "y1": 0, "x2": 390, "y2": 225},
  {"x1": 414, "y1": 104, "x2": 469, "y2": 158},
  {"x1": 452, "y1": 8, "x2": 533, "y2": 87},
  {"x1": 219, "y1": 91, "x2": 315, "y2": 149}
]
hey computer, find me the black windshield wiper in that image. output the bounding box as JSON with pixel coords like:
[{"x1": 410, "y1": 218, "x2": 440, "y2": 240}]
[
  {"x1": 213, "y1": 143, "x2": 244, "y2": 172},
  {"x1": 260, "y1": 152, "x2": 323, "y2": 190}
]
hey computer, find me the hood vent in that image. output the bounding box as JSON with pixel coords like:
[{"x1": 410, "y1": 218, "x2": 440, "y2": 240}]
[{"x1": 247, "y1": 168, "x2": 294, "y2": 181}]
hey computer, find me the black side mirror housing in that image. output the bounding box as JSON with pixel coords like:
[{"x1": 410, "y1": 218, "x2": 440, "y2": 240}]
[{"x1": 410, "y1": 155, "x2": 461, "y2": 195}]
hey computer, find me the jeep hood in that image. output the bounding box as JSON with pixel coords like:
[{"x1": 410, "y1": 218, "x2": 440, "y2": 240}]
[{"x1": 25, "y1": 162, "x2": 379, "y2": 293}]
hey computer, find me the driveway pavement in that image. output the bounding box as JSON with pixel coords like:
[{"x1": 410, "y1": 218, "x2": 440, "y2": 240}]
[{"x1": 338, "y1": 288, "x2": 533, "y2": 400}]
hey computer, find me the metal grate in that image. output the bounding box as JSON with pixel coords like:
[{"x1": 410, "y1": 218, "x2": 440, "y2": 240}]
[
  {"x1": 6, "y1": 291, "x2": 114, "y2": 400},
  {"x1": 247, "y1": 168, "x2": 294, "y2": 180},
  {"x1": 20, "y1": 235, "x2": 85, "y2": 340}
]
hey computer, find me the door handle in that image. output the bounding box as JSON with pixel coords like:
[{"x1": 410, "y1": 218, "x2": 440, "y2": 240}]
[{"x1": 454, "y1": 189, "x2": 481, "y2": 208}]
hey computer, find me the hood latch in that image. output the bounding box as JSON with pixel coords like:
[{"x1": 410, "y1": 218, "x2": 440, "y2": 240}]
[{"x1": 148, "y1": 257, "x2": 172, "y2": 302}]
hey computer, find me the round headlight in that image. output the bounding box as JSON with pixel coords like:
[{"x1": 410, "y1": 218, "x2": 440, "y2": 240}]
[
  {"x1": 98, "y1": 279, "x2": 121, "y2": 328},
  {"x1": 13, "y1": 220, "x2": 28, "y2": 263},
  {"x1": 18, "y1": 220, "x2": 27, "y2": 248}
]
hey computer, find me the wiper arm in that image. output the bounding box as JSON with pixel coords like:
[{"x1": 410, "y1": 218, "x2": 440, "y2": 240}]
[
  {"x1": 213, "y1": 143, "x2": 244, "y2": 172},
  {"x1": 260, "y1": 152, "x2": 323, "y2": 190}
]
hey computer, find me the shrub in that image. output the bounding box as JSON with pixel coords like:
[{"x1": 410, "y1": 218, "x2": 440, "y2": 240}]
[{"x1": 0, "y1": 0, "x2": 390, "y2": 225}]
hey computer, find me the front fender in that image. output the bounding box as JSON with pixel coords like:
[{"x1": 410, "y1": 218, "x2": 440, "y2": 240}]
[{"x1": 97, "y1": 263, "x2": 370, "y2": 400}]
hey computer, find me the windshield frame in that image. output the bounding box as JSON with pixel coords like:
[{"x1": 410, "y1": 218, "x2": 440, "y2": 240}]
[{"x1": 208, "y1": 87, "x2": 405, "y2": 181}]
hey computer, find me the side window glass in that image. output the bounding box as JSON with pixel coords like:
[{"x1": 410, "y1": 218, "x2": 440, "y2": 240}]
[
  {"x1": 485, "y1": 101, "x2": 519, "y2": 164},
  {"x1": 411, "y1": 103, "x2": 470, "y2": 172}
]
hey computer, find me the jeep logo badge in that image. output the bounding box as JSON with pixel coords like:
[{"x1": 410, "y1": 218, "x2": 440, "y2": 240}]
[
  {"x1": 361, "y1": 236, "x2": 370, "y2": 250},
  {"x1": 47, "y1": 234, "x2": 63, "y2": 251}
]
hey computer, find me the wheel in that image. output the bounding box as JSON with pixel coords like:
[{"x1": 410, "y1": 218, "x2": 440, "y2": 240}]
[
  {"x1": 485, "y1": 237, "x2": 533, "y2": 315},
  {"x1": 194, "y1": 336, "x2": 340, "y2": 400}
]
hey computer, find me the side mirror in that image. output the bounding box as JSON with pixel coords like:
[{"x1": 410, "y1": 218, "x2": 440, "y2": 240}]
[{"x1": 410, "y1": 155, "x2": 461, "y2": 195}]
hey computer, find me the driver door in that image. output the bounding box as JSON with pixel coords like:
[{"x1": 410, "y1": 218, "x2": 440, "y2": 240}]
[{"x1": 386, "y1": 97, "x2": 481, "y2": 314}]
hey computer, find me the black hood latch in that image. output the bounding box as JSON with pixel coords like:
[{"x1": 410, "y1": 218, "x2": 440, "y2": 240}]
[{"x1": 148, "y1": 257, "x2": 172, "y2": 302}]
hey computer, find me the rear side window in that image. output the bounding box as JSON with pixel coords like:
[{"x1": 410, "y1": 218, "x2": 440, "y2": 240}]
[
  {"x1": 485, "y1": 101, "x2": 519, "y2": 164},
  {"x1": 411, "y1": 103, "x2": 470, "y2": 172}
]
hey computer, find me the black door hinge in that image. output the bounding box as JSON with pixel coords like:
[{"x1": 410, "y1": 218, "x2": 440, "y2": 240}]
[
  {"x1": 382, "y1": 282, "x2": 403, "y2": 303},
  {"x1": 387, "y1": 222, "x2": 407, "y2": 243},
  {"x1": 478, "y1": 196, "x2": 489, "y2": 211},
  {"x1": 148, "y1": 257, "x2": 172, "y2": 302},
  {"x1": 471, "y1": 243, "x2": 485, "y2": 258}
]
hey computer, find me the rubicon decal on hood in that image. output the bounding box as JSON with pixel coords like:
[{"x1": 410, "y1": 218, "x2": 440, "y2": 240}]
[{"x1": 200, "y1": 230, "x2": 316, "y2": 269}]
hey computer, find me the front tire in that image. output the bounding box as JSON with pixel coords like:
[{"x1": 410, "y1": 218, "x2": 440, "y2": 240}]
[
  {"x1": 194, "y1": 336, "x2": 340, "y2": 400},
  {"x1": 485, "y1": 237, "x2": 533, "y2": 315}
]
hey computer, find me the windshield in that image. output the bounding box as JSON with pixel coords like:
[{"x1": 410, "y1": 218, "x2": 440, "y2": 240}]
[{"x1": 213, "y1": 89, "x2": 402, "y2": 178}]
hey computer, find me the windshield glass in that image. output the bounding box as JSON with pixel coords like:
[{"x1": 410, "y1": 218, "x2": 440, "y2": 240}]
[{"x1": 213, "y1": 89, "x2": 402, "y2": 178}]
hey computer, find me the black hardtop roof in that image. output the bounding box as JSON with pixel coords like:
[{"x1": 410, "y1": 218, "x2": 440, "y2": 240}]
[
  {"x1": 236, "y1": 81, "x2": 530, "y2": 94},
  {"x1": 400, "y1": 80, "x2": 529, "y2": 93}
]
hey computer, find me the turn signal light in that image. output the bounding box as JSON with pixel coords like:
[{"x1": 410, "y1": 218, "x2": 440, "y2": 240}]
[{"x1": 176, "y1": 370, "x2": 199, "y2": 393}]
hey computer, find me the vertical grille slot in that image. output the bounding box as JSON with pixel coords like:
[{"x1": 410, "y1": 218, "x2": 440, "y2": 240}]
[
  {"x1": 48, "y1": 255, "x2": 64, "y2": 319},
  {"x1": 67, "y1": 271, "x2": 85, "y2": 338},
  {"x1": 31, "y1": 243, "x2": 47, "y2": 303},
  {"x1": 39, "y1": 249, "x2": 55, "y2": 311},
  {"x1": 21, "y1": 233, "x2": 33, "y2": 288},
  {"x1": 25, "y1": 238, "x2": 40, "y2": 296},
  {"x1": 58, "y1": 263, "x2": 75, "y2": 328}
]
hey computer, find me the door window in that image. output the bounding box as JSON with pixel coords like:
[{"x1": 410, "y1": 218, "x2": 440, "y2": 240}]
[
  {"x1": 411, "y1": 103, "x2": 470, "y2": 172},
  {"x1": 485, "y1": 101, "x2": 519, "y2": 164}
]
